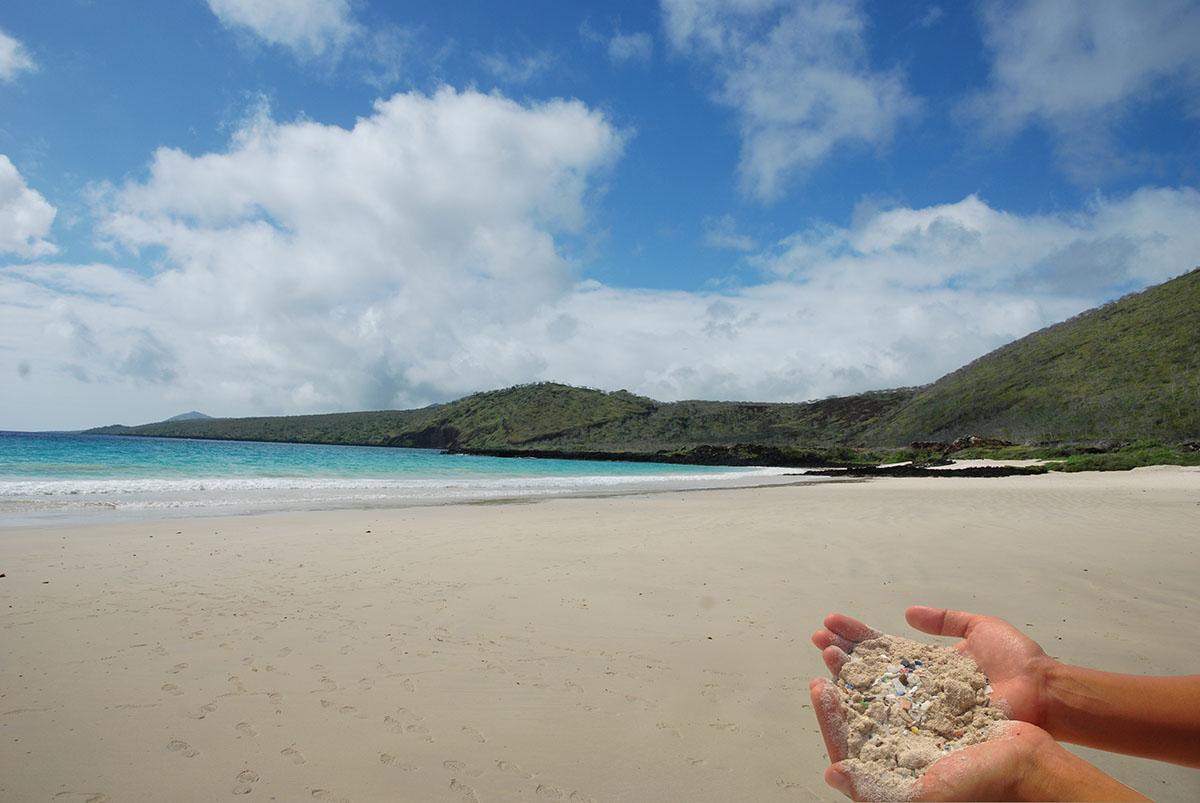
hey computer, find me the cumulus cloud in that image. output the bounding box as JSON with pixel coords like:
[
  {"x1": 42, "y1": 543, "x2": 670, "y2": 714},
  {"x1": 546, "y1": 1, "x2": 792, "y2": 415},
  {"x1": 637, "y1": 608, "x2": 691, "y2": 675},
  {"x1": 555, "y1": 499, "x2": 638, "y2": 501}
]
[
  {"x1": 207, "y1": 0, "x2": 362, "y2": 59},
  {"x1": 4, "y1": 88, "x2": 1200, "y2": 429},
  {"x1": 966, "y1": 0, "x2": 1200, "y2": 180},
  {"x1": 522, "y1": 188, "x2": 1200, "y2": 403},
  {"x1": 662, "y1": 0, "x2": 920, "y2": 201},
  {"x1": 0, "y1": 28, "x2": 36, "y2": 82},
  {"x1": 608, "y1": 31, "x2": 653, "y2": 65},
  {"x1": 759, "y1": 189, "x2": 1200, "y2": 293},
  {"x1": 0, "y1": 155, "x2": 57, "y2": 257},
  {"x1": 2, "y1": 89, "x2": 624, "y2": 426}
]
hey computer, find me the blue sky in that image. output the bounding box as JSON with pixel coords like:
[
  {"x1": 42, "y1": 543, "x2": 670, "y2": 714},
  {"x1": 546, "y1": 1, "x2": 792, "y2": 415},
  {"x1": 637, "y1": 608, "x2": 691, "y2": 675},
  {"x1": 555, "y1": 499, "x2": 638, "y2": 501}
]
[{"x1": 2, "y1": 0, "x2": 1200, "y2": 429}]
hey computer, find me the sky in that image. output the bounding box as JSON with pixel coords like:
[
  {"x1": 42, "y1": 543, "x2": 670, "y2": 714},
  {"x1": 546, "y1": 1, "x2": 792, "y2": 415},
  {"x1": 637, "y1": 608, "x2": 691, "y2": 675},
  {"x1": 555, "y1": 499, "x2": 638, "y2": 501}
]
[{"x1": 2, "y1": 0, "x2": 1200, "y2": 431}]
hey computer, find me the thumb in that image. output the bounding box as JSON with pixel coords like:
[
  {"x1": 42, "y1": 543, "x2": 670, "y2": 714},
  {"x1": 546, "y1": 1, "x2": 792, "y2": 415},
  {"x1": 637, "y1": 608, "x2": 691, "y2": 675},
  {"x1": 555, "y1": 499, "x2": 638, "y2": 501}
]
[{"x1": 825, "y1": 763, "x2": 858, "y2": 799}]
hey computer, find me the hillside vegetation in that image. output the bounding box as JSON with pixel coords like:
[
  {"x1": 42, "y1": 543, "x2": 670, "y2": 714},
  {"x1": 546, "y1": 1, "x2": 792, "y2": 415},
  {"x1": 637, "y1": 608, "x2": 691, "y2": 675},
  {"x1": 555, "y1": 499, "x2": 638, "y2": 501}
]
[
  {"x1": 90, "y1": 269, "x2": 1200, "y2": 458},
  {"x1": 91, "y1": 383, "x2": 917, "y2": 455},
  {"x1": 861, "y1": 268, "x2": 1200, "y2": 445}
]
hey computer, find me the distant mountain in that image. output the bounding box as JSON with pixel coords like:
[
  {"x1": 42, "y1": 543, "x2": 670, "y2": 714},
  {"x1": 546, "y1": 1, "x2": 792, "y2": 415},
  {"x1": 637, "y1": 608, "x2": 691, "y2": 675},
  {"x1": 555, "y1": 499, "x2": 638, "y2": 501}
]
[
  {"x1": 87, "y1": 383, "x2": 916, "y2": 455},
  {"x1": 87, "y1": 269, "x2": 1200, "y2": 452},
  {"x1": 163, "y1": 411, "x2": 212, "y2": 423}
]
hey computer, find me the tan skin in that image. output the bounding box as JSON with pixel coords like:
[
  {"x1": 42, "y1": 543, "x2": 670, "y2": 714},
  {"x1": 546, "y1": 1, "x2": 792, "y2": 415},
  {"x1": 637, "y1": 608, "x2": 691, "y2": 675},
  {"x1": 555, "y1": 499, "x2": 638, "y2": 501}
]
[{"x1": 807, "y1": 606, "x2": 1200, "y2": 801}]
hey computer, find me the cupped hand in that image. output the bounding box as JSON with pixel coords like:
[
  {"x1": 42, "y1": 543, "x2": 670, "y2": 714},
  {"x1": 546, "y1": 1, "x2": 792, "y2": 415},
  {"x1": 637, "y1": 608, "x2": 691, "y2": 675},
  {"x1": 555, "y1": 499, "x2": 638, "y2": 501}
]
[
  {"x1": 903, "y1": 606, "x2": 1052, "y2": 725},
  {"x1": 809, "y1": 681, "x2": 1149, "y2": 803},
  {"x1": 810, "y1": 608, "x2": 1054, "y2": 725},
  {"x1": 809, "y1": 683, "x2": 1053, "y2": 803}
]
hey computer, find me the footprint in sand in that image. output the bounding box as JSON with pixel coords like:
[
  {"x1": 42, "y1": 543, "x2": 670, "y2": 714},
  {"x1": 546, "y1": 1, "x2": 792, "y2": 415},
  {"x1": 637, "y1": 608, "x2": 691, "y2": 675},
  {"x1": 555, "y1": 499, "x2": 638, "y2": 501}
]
[
  {"x1": 403, "y1": 723, "x2": 432, "y2": 740},
  {"x1": 448, "y1": 778, "x2": 480, "y2": 803},
  {"x1": 277, "y1": 647, "x2": 292, "y2": 657},
  {"x1": 656, "y1": 722, "x2": 681, "y2": 738},
  {"x1": 535, "y1": 784, "x2": 566, "y2": 799},
  {"x1": 378, "y1": 753, "x2": 417, "y2": 771},
  {"x1": 310, "y1": 790, "x2": 350, "y2": 802},
  {"x1": 166, "y1": 739, "x2": 199, "y2": 758},
  {"x1": 235, "y1": 721, "x2": 258, "y2": 737},
  {"x1": 356, "y1": 677, "x2": 374, "y2": 690},
  {"x1": 268, "y1": 691, "x2": 284, "y2": 706},
  {"x1": 319, "y1": 699, "x2": 363, "y2": 718},
  {"x1": 161, "y1": 683, "x2": 183, "y2": 696},
  {"x1": 52, "y1": 793, "x2": 111, "y2": 803},
  {"x1": 496, "y1": 760, "x2": 533, "y2": 779},
  {"x1": 281, "y1": 745, "x2": 307, "y2": 765},
  {"x1": 232, "y1": 769, "x2": 259, "y2": 795},
  {"x1": 317, "y1": 676, "x2": 338, "y2": 692},
  {"x1": 460, "y1": 726, "x2": 486, "y2": 743},
  {"x1": 385, "y1": 708, "x2": 430, "y2": 738}
]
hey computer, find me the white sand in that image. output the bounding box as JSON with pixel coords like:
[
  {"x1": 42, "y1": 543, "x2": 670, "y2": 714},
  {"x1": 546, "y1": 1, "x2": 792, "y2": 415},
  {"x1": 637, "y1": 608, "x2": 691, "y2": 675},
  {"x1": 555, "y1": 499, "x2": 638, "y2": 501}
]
[{"x1": 2, "y1": 467, "x2": 1198, "y2": 802}]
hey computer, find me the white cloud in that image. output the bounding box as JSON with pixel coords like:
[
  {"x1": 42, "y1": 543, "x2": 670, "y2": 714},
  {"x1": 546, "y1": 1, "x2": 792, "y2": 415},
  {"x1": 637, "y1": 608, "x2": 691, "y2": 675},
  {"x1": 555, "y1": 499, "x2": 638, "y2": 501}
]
[
  {"x1": 525, "y1": 189, "x2": 1200, "y2": 404},
  {"x1": 758, "y1": 189, "x2": 1200, "y2": 294},
  {"x1": 0, "y1": 28, "x2": 36, "y2": 82},
  {"x1": 207, "y1": 0, "x2": 362, "y2": 59},
  {"x1": 967, "y1": 0, "x2": 1200, "y2": 179},
  {"x1": 608, "y1": 31, "x2": 653, "y2": 65},
  {"x1": 662, "y1": 0, "x2": 920, "y2": 201},
  {"x1": 1, "y1": 89, "x2": 625, "y2": 428},
  {"x1": 0, "y1": 155, "x2": 57, "y2": 257},
  {"x1": 5, "y1": 88, "x2": 1200, "y2": 429}
]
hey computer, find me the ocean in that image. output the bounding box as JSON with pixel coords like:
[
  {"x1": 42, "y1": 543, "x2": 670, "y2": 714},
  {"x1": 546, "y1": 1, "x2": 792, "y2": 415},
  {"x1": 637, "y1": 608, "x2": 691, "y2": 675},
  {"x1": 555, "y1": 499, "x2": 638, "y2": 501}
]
[{"x1": 0, "y1": 431, "x2": 800, "y2": 523}]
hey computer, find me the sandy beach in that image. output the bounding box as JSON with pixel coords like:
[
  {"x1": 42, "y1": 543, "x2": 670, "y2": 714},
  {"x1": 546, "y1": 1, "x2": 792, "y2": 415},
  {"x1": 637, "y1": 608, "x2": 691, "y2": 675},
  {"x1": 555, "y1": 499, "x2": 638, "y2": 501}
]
[{"x1": 2, "y1": 467, "x2": 1198, "y2": 802}]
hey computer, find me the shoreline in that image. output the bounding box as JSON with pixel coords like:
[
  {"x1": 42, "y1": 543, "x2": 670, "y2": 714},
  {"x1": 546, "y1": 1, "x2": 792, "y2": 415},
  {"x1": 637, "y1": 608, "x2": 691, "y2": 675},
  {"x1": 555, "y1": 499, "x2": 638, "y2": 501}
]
[
  {"x1": 2, "y1": 468, "x2": 1198, "y2": 801},
  {"x1": 0, "y1": 467, "x2": 823, "y2": 529}
]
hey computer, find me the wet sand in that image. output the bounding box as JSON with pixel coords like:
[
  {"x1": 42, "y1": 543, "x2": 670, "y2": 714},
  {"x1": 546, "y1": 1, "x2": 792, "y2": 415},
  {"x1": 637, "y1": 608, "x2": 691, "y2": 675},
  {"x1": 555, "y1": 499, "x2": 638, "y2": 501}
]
[{"x1": 2, "y1": 467, "x2": 1198, "y2": 801}]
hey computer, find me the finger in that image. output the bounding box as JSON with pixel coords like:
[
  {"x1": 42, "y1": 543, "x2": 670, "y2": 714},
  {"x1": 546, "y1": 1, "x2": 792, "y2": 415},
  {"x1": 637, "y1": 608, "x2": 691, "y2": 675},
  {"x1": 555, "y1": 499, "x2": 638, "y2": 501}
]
[
  {"x1": 825, "y1": 763, "x2": 859, "y2": 800},
  {"x1": 809, "y1": 678, "x2": 849, "y2": 763},
  {"x1": 905, "y1": 606, "x2": 982, "y2": 639},
  {"x1": 823, "y1": 613, "x2": 880, "y2": 643},
  {"x1": 823, "y1": 645, "x2": 851, "y2": 676},
  {"x1": 811, "y1": 628, "x2": 856, "y2": 654}
]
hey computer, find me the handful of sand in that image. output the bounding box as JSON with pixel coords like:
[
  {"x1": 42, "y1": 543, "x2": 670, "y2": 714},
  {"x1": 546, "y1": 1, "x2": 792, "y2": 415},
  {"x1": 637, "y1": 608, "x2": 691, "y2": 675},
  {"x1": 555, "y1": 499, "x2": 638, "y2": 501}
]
[{"x1": 833, "y1": 633, "x2": 1007, "y2": 799}]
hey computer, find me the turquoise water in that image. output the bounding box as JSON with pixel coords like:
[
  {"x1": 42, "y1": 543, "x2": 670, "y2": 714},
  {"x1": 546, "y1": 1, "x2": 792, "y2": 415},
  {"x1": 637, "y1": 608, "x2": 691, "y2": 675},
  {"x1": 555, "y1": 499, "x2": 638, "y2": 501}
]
[
  {"x1": 0, "y1": 431, "x2": 737, "y2": 480},
  {"x1": 0, "y1": 432, "x2": 795, "y2": 520}
]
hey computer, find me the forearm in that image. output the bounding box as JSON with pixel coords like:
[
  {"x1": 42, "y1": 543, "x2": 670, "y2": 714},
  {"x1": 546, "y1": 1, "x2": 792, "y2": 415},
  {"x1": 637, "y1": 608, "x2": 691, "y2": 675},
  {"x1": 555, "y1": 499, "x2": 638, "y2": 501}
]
[
  {"x1": 1040, "y1": 660, "x2": 1200, "y2": 767},
  {"x1": 1017, "y1": 740, "x2": 1151, "y2": 802}
]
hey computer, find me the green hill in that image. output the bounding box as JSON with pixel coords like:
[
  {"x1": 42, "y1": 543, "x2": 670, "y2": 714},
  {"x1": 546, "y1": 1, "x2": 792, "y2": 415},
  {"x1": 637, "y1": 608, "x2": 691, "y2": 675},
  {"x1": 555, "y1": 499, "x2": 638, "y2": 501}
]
[
  {"x1": 862, "y1": 268, "x2": 1200, "y2": 445},
  {"x1": 89, "y1": 269, "x2": 1200, "y2": 456},
  {"x1": 90, "y1": 382, "x2": 916, "y2": 455}
]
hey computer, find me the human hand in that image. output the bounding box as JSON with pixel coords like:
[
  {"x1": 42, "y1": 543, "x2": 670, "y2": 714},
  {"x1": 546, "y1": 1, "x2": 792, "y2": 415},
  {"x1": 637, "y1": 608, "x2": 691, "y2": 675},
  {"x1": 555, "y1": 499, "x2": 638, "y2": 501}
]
[
  {"x1": 808, "y1": 612, "x2": 1151, "y2": 801},
  {"x1": 807, "y1": 686, "x2": 1054, "y2": 803},
  {"x1": 811, "y1": 608, "x2": 1054, "y2": 725}
]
